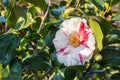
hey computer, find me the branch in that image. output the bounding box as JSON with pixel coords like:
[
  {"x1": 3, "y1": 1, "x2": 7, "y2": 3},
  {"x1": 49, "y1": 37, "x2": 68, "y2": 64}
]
[
  {"x1": 38, "y1": 0, "x2": 52, "y2": 33},
  {"x1": 33, "y1": 70, "x2": 40, "y2": 80},
  {"x1": 40, "y1": 68, "x2": 54, "y2": 80}
]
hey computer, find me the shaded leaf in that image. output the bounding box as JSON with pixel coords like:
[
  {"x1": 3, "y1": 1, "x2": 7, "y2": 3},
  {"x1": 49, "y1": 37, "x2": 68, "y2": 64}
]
[
  {"x1": 110, "y1": 73, "x2": 120, "y2": 80},
  {"x1": 100, "y1": 46, "x2": 120, "y2": 66},
  {"x1": 31, "y1": 17, "x2": 41, "y2": 31},
  {"x1": 51, "y1": 7, "x2": 65, "y2": 19},
  {"x1": 67, "y1": 65, "x2": 85, "y2": 73},
  {"x1": 45, "y1": 26, "x2": 58, "y2": 46},
  {"x1": 20, "y1": 33, "x2": 41, "y2": 47},
  {"x1": 0, "y1": 34, "x2": 20, "y2": 66},
  {"x1": 25, "y1": 0, "x2": 47, "y2": 10},
  {"x1": 64, "y1": 68, "x2": 76, "y2": 80},
  {"x1": 111, "y1": 0, "x2": 120, "y2": 6},
  {"x1": 0, "y1": 60, "x2": 22, "y2": 80},
  {"x1": 8, "y1": 60, "x2": 22, "y2": 80},
  {"x1": 22, "y1": 55, "x2": 51, "y2": 71},
  {"x1": 7, "y1": 5, "x2": 26, "y2": 28}
]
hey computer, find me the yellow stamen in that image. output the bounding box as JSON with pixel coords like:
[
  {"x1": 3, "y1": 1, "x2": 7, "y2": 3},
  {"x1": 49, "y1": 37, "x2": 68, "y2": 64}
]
[{"x1": 68, "y1": 32, "x2": 80, "y2": 47}]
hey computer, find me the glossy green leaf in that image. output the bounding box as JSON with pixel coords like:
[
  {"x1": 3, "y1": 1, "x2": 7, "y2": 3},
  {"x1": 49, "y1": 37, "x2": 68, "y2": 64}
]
[
  {"x1": 0, "y1": 34, "x2": 20, "y2": 66},
  {"x1": 25, "y1": 0, "x2": 47, "y2": 10},
  {"x1": 22, "y1": 55, "x2": 51, "y2": 71},
  {"x1": 101, "y1": 47, "x2": 120, "y2": 60},
  {"x1": 89, "y1": 19, "x2": 103, "y2": 50},
  {"x1": 8, "y1": 60, "x2": 22, "y2": 80},
  {"x1": 45, "y1": 26, "x2": 58, "y2": 46},
  {"x1": 64, "y1": 68, "x2": 76, "y2": 80},
  {"x1": 100, "y1": 46, "x2": 120, "y2": 66}
]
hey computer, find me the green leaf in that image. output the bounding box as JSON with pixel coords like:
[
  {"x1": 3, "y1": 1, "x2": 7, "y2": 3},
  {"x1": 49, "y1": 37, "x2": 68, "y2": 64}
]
[
  {"x1": 101, "y1": 47, "x2": 120, "y2": 60},
  {"x1": 28, "y1": 6, "x2": 37, "y2": 18},
  {"x1": 111, "y1": 0, "x2": 120, "y2": 6},
  {"x1": 45, "y1": 26, "x2": 58, "y2": 46},
  {"x1": 8, "y1": 60, "x2": 22, "y2": 80},
  {"x1": 110, "y1": 73, "x2": 120, "y2": 80},
  {"x1": 64, "y1": 68, "x2": 76, "y2": 80},
  {"x1": 100, "y1": 46, "x2": 120, "y2": 66},
  {"x1": 90, "y1": 0, "x2": 104, "y2": 10},
  {"x1": 16, "y1": 13, "x2": 35, "y2": 30},
  {"x1": 0, "y1": 60, "x2": 22, "y2": 80},
  {"x1": 112, "y1": 14, "x2": 120, "y2": 21},
  {"x1": 7, "y1": 5, "x2": 26, "y2": 28},
  {"x1": 0, "y1": 64, "x2": 9, "y2": 79},
  {"x1": 0, "y1": 16, "x2": 6, "y2": 23},
  {"x1": 51, "y1": 7, "x2": 65, "y2": 19},
  {"x1": 2, "y1": 0, "x2": 9, "y2": 7},
  {"x1": 25, "y1": 0, "x2": 47, "y2": 10},
  {"x1": 31, "y1": 17, "x2": 41, "y2": 31},
  {"x1": 94, "y1": 17, "x2": 112, "y2": 36},
  {"x1": 22, "y1": 55, "x2": 51, "y2": 71},
  {"x1": 67, "y1": 65, "x2": 85, "y2": 73},
  {"x1": 53, "y1": 73, "x2": 63, "y2": 80},
  {"x1": 89, "y1": 19, "x2": 103, "y2": 50},
  {"x1": 20, "y1": 33, "x2": 41, "y2": 47},
  {"x1": 0, "y1": 34, "x2": 20, "y2": 66}
]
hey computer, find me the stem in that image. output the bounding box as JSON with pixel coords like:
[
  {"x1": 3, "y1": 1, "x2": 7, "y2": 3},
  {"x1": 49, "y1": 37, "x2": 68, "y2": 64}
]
[
  {"x1": 38, "y1": 0, "x2": 51, "y2": 33},
  {"x1": 75, "y1": 0, "x2": 81, "y2": 8},
  {"x1": 40, "y1": 68, "x2": 53, "y2": 80},
  {"x1": 33, "y1": 70, "x2": 40, "y2": 80}
]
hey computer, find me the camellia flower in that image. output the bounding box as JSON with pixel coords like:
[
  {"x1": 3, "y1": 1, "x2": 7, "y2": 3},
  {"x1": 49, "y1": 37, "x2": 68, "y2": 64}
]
[{"x1": 53, "y1": 17, "x2": 95, "y2": 66}]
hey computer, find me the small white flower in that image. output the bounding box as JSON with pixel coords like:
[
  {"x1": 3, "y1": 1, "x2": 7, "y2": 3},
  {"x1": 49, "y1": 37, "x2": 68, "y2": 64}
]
[{"x1": 53, "y1": 17, "x2": 95, "y2": 66}]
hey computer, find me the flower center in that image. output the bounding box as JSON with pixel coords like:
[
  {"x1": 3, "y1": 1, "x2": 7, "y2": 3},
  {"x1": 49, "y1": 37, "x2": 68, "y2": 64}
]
[{"x1": 68, "y1": 32, "x2": 80, "y2": 47}]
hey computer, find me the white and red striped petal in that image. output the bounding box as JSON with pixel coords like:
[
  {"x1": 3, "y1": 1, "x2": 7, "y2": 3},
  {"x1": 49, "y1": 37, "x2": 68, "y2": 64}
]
[{"x1": 53, "y1": 17, "x2": 95, "y2": 66}]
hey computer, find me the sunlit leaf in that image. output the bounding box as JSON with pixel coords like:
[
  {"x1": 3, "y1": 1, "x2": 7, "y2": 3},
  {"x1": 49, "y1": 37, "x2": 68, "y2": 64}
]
[
  {"x1": 16, "y1": 13, "x2": 35, "y2": 30},
  {"x1": 0, "y1": 64, "x2": 9, "y2": 79},
  {"x1": 94, "y1": 17, "x2": 112, "y2": 36},
  {"x1": 89, "y1": 19, "x2": 103, "y2": 50}
]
